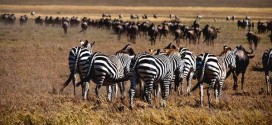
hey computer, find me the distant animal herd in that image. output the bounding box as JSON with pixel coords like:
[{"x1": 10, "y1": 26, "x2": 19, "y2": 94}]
[{"x1": 1, "y1": 12, "x2": 272, "y2": 108}]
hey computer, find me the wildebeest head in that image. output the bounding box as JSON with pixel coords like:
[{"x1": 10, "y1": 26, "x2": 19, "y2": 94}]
[{"x1": 116, "y1": 44, "x2": 136, "y2": 56}]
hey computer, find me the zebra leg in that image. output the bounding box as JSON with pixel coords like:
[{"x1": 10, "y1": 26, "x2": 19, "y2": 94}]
[
  {"x1": 95, "y1": 84, "x2": 102, "y2": 105},
  {"x1": 106, "y1": 85, "x2": 113, "y2": 102},
  {"x1": 207, "y1": 82, "x2": 214, "y2": 108},
  {"x1": 129, "y1": 79, "x2": 137, "y2": 109},
  {"x1": 265, "y1": 72, "x2": 270, "y2": 94},
  {"x1": 199, "y1": 82, "x2": 204, "y2": 107},
  {"x1": 145, "y1": 82, "x2": 153, "y2": 105},
  {"x1": 161, "y1": 80, "x2": 170, "y2": 108},
  {"x1": 83, "y1": 82, "x2": 90, "y2": 100},
  {"x1": 186, "y1": 71, "x2": 194, "y2": 96},
  {"x1": 117, "y1": 82, "x2": 125, "y2": 101}
]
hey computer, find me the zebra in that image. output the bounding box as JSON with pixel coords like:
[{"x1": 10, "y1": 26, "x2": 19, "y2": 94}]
[
  {"x1": 60, "y1": 40, "x2": 95, "y2": 96},
  {"x1": 129, "y1": 52, "x2": 173, "y2": 108},
  {"x1": 191, "y1": 47, "x2": 236, "y2": 107},
  {"x1": 163, "y1": 43, "x2": 196, "y2": 96},
  {"x1": 79, "y1": 52, "x2": 133, "y2": 103},
  {"x1": 262, "y1": 48, "x2": 272, "y2": 94}
]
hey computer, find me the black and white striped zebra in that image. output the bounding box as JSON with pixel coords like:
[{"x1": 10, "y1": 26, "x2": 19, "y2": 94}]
[
  {"x1": 129, "y1": 52, "x2": 173, "y2": 108},
  {"x1": 80, "y1": 52, "x2": 133, "y2": 103},
  {"x1": 191, "y1": 47, "x2": 236, "y2": 107},
  {"x1": 174, "y1": 47, "x2": 196, "y2": 95},
  {"x1": 262, "y1": 48, "x2": 272, "y2": 94},
  {"x1": 60, "y1": 40, "x2": 95, "y2": 96}
]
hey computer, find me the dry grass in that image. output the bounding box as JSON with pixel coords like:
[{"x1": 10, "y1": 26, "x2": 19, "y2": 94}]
[{"x1": 0, "y1": 5, "x2": 272, "y2": 125}]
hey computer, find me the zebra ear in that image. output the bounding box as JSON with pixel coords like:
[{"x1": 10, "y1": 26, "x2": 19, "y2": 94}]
[
  {"x1": 91, "y1": 41, "x2": 95, "y2": 46},
  {"x1": 80, "y1": 40, "x2": 84, "y2": 45}
]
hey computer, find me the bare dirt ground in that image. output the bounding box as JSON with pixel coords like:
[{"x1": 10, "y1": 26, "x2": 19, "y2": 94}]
[{"x1": 0, "y1": 2, "x2": 272, "y2": 124}]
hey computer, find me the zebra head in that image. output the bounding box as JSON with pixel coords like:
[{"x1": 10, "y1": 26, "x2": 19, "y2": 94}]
[{"x1": 80, "y1": 40, "x2": 95, "y2": 53}]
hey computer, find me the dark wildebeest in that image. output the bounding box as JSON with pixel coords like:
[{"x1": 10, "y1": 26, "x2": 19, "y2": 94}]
[
  {"x1": 19, "y1": 15, "x2": 28, "y2": 25},
  {"x1": 246, "y1": 31, "x2": 261, "y2": 50},
  {"x1": 237, "y1": 20, "x2": 249, "y2": 30},
  {"x1": 225, "y1": 45, "x2": 254, "y2": 90},
  {"x1": 35, "y1": 16, "x2": 43, "y2": 26},
  {"x1": 130, "y1": 14, "x2": 139, "y2": 19},
  {"x1": 148, "y1": 23, "x2": 159, "y2": 45},
  {"x1": 80, "y1": 21, "x2": 88, "y2": 33},
  {"x1": 173, "y1": 29, "x2": 185, "y2": 47},
  {"x1": 154, "y1": 14, "x2": 158, "y2": 19},
  {"x1": 142, "y1": 14, "x2": 148, "y2": 19},
  {"x1": 257, "y1": 21, "x2": 267, "y2": 34},
  {"x1": 127, "y1": 23, "x2": 138, "y2": 44},
  {"x1": 226, "y1": 16, "x2": 231, "y2": 21},
  {"x1": 62, "y1": 21, "x2": 69, "y2": 34},
  {"x1": 102, "y1": 13, "x2": 111, "y2": 19},
  {"x1": 158, "y1": 24, "x2": 169, "y2": 42},
  {"x1": 231, "y1": 15, "x2": 235, "y2": 21},
  {"x1": 119, "y1": 14, "x2": 123, "y2": 19},
  {"x1": 203, "y1": 25, "x2": 220, "y2": 46},
  {"x1": 115, "y1": 24, "x2": 124, "y2": 40}
]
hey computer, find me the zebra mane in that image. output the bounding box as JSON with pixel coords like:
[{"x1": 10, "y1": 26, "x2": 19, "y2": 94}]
[
  {"x1": 219, "y1": 47, "x2": 232, "y2": 56},
  {"x1": 165, "y1": 49, "x2": 178, "y2": 56},
  {"x1": 115, "y1": 44, "x2": 136, "y2": 56}
]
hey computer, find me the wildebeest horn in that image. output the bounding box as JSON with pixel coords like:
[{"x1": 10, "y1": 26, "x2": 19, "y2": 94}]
[{"x1": 245, "y1": 48, "x2": 254, "y2": 54}]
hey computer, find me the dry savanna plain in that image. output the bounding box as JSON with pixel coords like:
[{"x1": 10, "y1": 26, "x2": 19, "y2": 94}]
[{"x1": 0, "y1": 0, "x2": 272, "y2": 124}]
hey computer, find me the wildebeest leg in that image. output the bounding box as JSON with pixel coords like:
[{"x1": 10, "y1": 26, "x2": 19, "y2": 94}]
[
  {"x1": 232, "y1": 70, "x2": 238, "y2": 90},
  {"x1": 241, "y1": 72, "x2": 245, "y2": 90}
]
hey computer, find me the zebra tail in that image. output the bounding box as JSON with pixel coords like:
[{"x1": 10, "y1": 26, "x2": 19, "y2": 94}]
[
  {"x1": 199, "y1": 54, "x2": 208, "y2": 82},
  {"x1": 191, "y1": 81, "x2": 201, "y2": 92}
]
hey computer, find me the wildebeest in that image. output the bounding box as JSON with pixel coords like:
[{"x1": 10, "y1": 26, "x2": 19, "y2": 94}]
[
  {"x1": 148, "y1": 23, "x2": 159, "y2": 45},
  {"x1": 130, "y1": 14, "x2": 139, "y2": 19},
  {"x1": 237, "y1": 20, "x2": 250, "y2": 30},
  {"x1": 102, "y1": 13, "x2": 111, "y2": 19},
  {"x1": 31, "y1": 11, "x2": 35, "y2": 16},
  {"x1": 127, "y1": 23, "x2": 138, "y2": 43},
  {"x1": 225, "y1": 45, "x2": 254, "y2": 90},
  {"x1": 62, "y1": 21, "x2": 69, "y2": 34},
  {"x1": 231, "y1": 15, "x2": 235, "y2": 21},
  {"x1": 173, "y1": 29, "x2": 184, "y2": 47},
  {"x1": 257, "y1": 21, "x2": 267, "y2": 34},
  {"x1": 80, "y1": 21, "x2": 88, "y2": 33},
  {"x1": 19, "y1": 15, "x2": 28, "y2": 25},
  {"x1": 35, "y1": 16, "x2": 43, "y2": 26},
  {"x1": 153, "y1": 14, "x2": 158, "y2": 19},
  {"x1": 226, "y1": 16, "x2": 231, "y2": 21},
  {"x1": 142, "y1": 14, "x2": 148, "y2": 19},
  {"x1": 203, "y1": 25, "x2": 220, "y2": 46},
  {"x1": 158, "y1": 24, "x2": 169, "y2": 42},
  {"x1": 246, "y1": 31, "x2": 261, "y2": 50},
  {"x1": 119, "y1": 14, "x2": 123, "y2": 19}
]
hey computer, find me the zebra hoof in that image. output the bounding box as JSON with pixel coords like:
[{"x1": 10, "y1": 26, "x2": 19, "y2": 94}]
[{"x1": 160, "y1": 100, "x2": 166, "y2": 108}]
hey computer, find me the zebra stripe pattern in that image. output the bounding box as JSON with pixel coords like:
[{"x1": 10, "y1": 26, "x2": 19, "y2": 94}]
[
  {"x1": 192, "y1": 48, "x2": 236, "y2": 107},
  {"x1": 61, "y1": 40, "x2": 94, "y2": 96},
  {"x1": 129, "y1": 53, "x2": 173, "y2": 108},
  {"x1": 262, "y1": 48, "x2": 272, "y2": 94},
  {"x1": 175, "y1": 47, "x2": 196, "y2": 95},
  {"x1": 81, "y1": 52, "x2": 133, "y2": 102}
]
